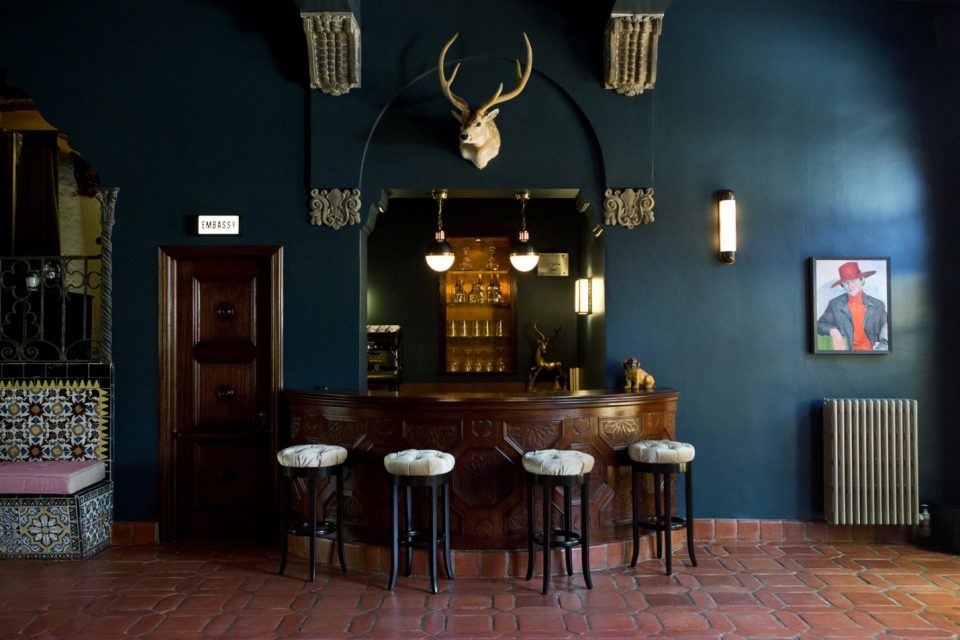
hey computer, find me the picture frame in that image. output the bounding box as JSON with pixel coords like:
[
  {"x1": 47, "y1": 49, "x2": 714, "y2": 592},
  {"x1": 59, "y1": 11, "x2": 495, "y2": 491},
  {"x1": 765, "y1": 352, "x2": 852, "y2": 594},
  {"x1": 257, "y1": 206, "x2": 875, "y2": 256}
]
[{"x1": 810, "y1": 257, "x2": 891, "y2": 354}]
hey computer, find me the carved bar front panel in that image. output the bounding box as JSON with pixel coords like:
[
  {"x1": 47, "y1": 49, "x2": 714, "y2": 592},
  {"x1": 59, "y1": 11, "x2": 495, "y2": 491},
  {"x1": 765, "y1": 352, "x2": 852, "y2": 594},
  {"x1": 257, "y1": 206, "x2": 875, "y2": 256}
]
[{"x1": 284, "y1": 388, "x2": 679, "y2": 550}]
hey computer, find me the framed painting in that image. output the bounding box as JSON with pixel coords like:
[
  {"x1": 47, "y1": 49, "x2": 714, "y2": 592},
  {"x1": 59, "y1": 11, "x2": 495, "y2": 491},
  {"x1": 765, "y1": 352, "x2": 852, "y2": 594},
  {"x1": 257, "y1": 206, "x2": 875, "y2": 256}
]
[{"x1": 811, "y1": 257, "x2": 891, "y2": 354}]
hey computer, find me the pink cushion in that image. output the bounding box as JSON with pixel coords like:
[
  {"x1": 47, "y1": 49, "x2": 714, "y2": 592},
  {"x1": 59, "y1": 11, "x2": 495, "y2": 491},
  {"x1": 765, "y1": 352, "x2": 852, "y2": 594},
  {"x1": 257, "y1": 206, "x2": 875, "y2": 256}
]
[{"x1": 0, "y1": 461, "x2": 106, "y2": 495}]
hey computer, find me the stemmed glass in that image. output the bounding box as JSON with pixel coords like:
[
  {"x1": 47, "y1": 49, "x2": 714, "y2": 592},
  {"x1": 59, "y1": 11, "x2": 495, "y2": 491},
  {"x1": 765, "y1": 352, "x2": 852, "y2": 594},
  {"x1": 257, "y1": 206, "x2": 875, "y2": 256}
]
[{"x1": 486, "y1": 246, "x2": 499, "y2": 271}]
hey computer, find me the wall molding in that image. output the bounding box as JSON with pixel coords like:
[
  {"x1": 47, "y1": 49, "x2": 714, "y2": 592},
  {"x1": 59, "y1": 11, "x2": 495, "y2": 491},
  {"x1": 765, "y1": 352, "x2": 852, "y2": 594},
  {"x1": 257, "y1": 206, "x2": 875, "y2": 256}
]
[
  {"x1": 300, "y1": 11, "x2": 361, "y2": 95},
  {"x1": 603, "y1": 187, "x2": 655, "y2": 228},
  {"x1": 308, "y1": 188, "x2": 361, "y2": 230}
]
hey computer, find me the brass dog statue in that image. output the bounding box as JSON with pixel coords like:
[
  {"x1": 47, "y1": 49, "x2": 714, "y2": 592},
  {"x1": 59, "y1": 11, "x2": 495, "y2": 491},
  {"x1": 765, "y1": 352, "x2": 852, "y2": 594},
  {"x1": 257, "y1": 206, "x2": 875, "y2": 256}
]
[{"x1": 622, "y1": 357, "x2": 655, "y2": 390}]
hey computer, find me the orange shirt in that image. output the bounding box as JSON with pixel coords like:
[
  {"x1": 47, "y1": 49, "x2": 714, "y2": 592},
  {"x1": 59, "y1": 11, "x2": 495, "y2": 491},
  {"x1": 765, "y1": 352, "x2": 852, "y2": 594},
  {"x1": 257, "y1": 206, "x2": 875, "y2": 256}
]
[{"x1": 847, "y1": 292, "x2": 872, "y2": 350}]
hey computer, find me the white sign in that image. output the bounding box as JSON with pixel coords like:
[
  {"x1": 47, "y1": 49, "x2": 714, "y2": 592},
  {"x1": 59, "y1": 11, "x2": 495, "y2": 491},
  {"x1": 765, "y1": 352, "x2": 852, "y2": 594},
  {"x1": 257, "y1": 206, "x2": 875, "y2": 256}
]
[
  {"x1": 536, "y1": 252, "x2": 569, "y2": 277},
  {"x1": 197, "y1": 214, "x2": 240, "y2": 235}
]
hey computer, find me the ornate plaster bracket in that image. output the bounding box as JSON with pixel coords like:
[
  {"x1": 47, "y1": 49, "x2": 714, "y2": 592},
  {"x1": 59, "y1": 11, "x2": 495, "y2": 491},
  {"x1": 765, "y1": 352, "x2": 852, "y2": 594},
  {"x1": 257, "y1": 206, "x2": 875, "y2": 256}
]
[
  {"x1": 603, "y1": 188, "x2": 655, "y2": 229},
  {"x1": 604, "y1": 0, "x2": 671, "y2": 96},
  {"x1": 309, "y1": 188, "x2": 361, "y2": 230},
  {"x1": 297, "y1": 1, "x2": 361, "y2": 95}
]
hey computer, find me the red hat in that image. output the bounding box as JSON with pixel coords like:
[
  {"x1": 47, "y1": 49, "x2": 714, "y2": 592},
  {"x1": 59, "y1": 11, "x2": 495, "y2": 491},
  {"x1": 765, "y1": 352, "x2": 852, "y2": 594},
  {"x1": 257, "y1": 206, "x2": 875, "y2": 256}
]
[{"x1": 831, "y1": 261, "x2": 876, "y2": 287}]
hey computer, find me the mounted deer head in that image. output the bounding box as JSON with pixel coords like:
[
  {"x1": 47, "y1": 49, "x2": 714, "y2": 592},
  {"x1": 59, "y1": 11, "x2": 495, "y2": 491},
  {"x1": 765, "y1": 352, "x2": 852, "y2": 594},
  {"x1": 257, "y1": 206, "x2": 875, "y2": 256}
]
[{"x1": 438, "y1": 32, "x2": 533, "y2": 170}]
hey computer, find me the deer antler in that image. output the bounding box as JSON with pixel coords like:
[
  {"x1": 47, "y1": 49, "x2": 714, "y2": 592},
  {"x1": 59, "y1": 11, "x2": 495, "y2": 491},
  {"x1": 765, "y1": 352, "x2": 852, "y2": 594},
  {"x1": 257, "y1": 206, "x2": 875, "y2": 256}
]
[
  {"x1": 533, "y1": 320, "x2": 546, "y2": 342},
  {"x1": 438, "y1": 33, "x2": 469, "y2": 113},
  {"x1": 476, "y1": 32, "x2": 533, "y2": 113},
  {"x1": 438, "y1": 33, "x2": 533, "y2": 116}
]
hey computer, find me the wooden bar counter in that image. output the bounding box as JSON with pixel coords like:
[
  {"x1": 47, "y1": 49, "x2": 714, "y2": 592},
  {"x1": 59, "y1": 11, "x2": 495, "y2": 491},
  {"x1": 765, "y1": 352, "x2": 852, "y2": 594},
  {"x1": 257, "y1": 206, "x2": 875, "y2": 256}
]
[{"x1": 284, "y1": 387, "x2": 679, "y2": 550}]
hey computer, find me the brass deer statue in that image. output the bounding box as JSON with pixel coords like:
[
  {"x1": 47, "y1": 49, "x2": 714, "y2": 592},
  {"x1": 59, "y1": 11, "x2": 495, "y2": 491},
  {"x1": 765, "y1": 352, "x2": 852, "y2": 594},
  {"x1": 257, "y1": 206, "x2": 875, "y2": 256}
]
[
  {"x1": 528, "y1": 320, "x2": 567, "y2": 391},
  {"x1": 438, "y1": 32, "x2": 533, "y2": 170}
]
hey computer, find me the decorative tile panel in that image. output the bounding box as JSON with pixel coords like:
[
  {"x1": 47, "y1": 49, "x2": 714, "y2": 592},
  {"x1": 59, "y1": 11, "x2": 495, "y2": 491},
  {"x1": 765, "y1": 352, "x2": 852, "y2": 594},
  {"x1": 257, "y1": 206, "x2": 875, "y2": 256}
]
[
  {"x1": 0, "y1": 481, "x2": 112, "y2": 560},
  {"x1": 0, "y1": 380, "x2": 109, "y2": 465}
]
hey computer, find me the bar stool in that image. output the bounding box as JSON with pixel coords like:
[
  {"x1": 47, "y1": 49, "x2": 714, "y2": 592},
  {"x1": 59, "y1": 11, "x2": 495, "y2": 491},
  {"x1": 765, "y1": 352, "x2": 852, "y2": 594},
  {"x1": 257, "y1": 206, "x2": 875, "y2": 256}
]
[
  {"x1": 628, "y1": 439, "x2": 697, "y2": 575},
  {"x1": 383, "y1": 449, "x2": 456, "y2": 593},
  {"x1": 277, "y1": 444, "x2": 347, "y2": 582},
  {"x1": 522, "y1": 449, "x2": 594, "y2": 594}
]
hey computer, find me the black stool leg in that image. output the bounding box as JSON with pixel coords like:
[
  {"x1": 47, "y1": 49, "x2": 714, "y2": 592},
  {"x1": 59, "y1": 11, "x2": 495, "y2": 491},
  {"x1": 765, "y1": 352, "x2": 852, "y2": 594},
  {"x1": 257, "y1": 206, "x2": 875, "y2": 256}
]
[
  {"x1": 664, "y1": 468, "x2": 673, "y2": 576},
  {"x1": 388, "y1": 481, "x2": 399, "y2": 590},
  {"x1": 581, "y1": 474, "x2": 592, "y2": 589},
  {"x1": 542, "y1": 478, "x2": 551, "y2": 595},
  {"x1": 526, "y1": 473, "x2": 535, "y2": 581},
  {"x1": 563, "y1": 485, "x2": 574, "y2": 577},
  {"x1": 686, "y1": 462, "x2": 697, "y2": 567},
  {"x1": 279, "y1": 473, "x2": 289, "y2": 576},
  {"x1": 443, "y1": 482, "x2": 454, "y2": 579},
  {"x1": 630, "y1": 464, "x2": 640, "y2": 567},
  {"x1": 404, "y1": 485, "x2": 413, "y2": 577},
  {"x1": 429, "y1": 483, "x2": 439, "y2": 594},
  {"x1": 308, "y1": 476, "x2": 318, "y2": 582},
  {"x1": 653, "y1": 470, "x2": 663, "y2": 559},
  {"x1": 336, "y1": 466, "x2": 347, "y2": 573}
]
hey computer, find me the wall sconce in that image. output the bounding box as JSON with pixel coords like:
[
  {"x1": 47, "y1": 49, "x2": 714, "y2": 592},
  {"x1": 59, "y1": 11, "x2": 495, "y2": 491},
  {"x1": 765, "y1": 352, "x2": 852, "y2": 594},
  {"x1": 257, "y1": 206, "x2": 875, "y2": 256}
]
[
  {"x1": 509, "y1": 191, "x2": 539, "y2": 272},
  {"x1": 425, "y1": 189, "x2": 455, "y2": 272},
  {"x1": 575, "y1": 278, "x2": 592, "y2": 315},
  {"x1": 717, "y1": 189, "x2": 737, "y2": 264},
  {"x1": 25, "y1": 271, "x2": 40, "y2": 291}
]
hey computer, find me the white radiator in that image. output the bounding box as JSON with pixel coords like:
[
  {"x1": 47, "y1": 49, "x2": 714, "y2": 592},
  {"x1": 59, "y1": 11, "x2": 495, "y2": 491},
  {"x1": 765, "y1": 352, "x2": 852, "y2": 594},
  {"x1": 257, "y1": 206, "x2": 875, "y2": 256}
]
[{"x1": 824, "y1": 398, "x2": 919, "y2": 526}]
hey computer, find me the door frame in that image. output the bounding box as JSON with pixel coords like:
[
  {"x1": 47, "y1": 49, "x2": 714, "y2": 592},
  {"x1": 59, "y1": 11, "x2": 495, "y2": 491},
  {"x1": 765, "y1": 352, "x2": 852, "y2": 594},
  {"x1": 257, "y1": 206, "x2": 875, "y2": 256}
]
[{"x1": 158, "y1": 245, "x2": 283, "y2": 541}]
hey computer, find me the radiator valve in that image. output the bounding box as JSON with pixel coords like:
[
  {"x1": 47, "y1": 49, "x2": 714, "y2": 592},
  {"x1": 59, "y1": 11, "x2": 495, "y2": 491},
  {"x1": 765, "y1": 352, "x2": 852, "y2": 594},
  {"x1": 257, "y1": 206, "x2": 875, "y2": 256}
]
[{"x1": 917, "y1": 504, "x2": 932, "y2": 539}]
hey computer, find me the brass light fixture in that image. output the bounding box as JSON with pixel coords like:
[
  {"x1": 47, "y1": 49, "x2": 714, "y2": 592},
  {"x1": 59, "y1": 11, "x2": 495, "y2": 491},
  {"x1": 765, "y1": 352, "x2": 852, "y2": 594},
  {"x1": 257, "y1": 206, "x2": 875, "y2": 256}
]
[
  {"x1": 717, "y1": 189, "x2": 737, "y2": 264},
  {"x1": 509, "y1": 191, "x2": 539, "y2": 272},
  {"x1": 425, "y1": 189, "x2": 455, "y2": 272},
  {"x1": 575, "y1": 277, "x2": 592, "y2": 315}
]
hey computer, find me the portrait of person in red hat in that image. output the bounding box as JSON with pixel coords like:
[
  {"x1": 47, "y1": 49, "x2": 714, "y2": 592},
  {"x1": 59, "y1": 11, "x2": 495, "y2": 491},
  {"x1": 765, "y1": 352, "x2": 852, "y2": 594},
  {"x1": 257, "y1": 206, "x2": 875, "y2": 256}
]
[{"x1": 814, "y1": 259, "x2": 889, "y2": 352}]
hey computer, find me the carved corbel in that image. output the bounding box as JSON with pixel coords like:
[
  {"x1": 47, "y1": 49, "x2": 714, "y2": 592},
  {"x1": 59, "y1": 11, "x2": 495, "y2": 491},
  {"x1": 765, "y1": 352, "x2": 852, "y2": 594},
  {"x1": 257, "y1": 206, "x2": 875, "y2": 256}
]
[
  {"x1": 604, "y1": 1, "x2": 670, "y2": 96},
  {"x1": 300, "y1": 11, "x2": 361, "y2": 95},
  {"x1": 309, "y1": 188, "x2": 361, "y2": 230},
  {"x1": 603, "y1": 188, "x2": 655, "y2": 229}
]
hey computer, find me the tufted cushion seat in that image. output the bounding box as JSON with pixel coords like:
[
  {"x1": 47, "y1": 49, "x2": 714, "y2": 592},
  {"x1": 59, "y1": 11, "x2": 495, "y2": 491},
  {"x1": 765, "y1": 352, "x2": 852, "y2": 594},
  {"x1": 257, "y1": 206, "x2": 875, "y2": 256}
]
[
  {"x1": 384, "y1": 449, "x2": 455, "y2": 476},
  {"x1": 628, "y1": 440, "x2": 696, "y2": 465},
  {"x1": 522, "y1": 449, "x2": 595, "y2": 476},
  {"x1": 277, "y1": 444, "x2": 348, "y2": 468}
]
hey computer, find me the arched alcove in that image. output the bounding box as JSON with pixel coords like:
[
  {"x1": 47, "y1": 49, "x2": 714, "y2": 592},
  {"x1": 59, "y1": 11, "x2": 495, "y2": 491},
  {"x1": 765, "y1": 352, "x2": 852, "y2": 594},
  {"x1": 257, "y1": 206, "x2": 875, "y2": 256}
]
[{"x1": 358, "y1": 60, "x2": 609, "y2": 389}]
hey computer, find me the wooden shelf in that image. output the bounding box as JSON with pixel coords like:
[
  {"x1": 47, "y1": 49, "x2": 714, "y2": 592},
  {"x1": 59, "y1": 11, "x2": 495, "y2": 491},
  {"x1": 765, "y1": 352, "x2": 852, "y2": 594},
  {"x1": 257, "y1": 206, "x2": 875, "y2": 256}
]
[{"x1": 440, "y1": 237, "x2": 516, "y2": 375}]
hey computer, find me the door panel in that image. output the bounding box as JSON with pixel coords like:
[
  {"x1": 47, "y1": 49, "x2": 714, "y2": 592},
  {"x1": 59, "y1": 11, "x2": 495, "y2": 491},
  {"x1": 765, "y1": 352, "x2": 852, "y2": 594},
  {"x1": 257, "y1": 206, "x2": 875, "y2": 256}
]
[
  {"x1": 159, "y1": 246, "x2": 282, "y2": 541},
  {"x1": 194, "y1": 361, "x2": 256, "y2": 427}
]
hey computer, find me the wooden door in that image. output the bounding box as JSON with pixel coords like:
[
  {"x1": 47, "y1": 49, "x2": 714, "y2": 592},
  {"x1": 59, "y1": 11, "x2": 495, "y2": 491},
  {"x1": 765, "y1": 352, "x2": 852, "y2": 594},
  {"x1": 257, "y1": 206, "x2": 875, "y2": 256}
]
[{"x1": 159, "y1": 246, "x2": 282, "y2": 541}]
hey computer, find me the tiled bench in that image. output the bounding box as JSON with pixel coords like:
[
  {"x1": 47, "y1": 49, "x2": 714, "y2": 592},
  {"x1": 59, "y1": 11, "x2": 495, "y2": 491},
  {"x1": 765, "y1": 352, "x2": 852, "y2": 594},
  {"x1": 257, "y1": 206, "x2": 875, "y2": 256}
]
[{"x1": 0, "y1": 380, "x2": 113, "y2": 560}]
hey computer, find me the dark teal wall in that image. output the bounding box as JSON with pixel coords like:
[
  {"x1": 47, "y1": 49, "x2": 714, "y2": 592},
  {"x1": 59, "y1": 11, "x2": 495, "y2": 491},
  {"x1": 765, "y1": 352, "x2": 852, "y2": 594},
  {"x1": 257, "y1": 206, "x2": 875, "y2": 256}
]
[{"x1": 2, "y1": 0, "x2": 955, "y2": 524}]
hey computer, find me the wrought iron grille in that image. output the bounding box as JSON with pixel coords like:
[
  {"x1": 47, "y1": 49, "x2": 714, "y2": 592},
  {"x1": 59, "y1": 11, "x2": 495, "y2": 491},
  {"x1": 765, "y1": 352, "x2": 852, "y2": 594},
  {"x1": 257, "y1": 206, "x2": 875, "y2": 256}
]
[{"x1": 0, "y1": 254, "x2": 103, "y2": 361}]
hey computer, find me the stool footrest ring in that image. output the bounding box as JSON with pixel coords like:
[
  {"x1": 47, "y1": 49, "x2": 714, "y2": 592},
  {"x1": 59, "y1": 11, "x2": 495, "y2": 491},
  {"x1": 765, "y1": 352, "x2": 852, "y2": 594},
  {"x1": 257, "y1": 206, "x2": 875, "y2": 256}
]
[
  {"x1": 398, "y1": 529, "x2": 448, "y2": 549},
  {"x1": 635, "y1": 515, "x2": 687, "y2": 532},
  {"x1": 287, "y1": 520, "x2": 340, "y2": 538},
  {"x1": 533, "y1": 528, "x2": 582, "y2": 550}
]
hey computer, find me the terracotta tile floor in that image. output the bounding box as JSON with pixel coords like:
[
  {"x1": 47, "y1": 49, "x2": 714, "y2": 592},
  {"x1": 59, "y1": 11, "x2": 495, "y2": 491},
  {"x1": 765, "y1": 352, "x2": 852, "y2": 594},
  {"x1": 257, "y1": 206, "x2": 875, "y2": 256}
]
[{"x1": 1, "y1": 540, "x2": 959, "y2": 639}]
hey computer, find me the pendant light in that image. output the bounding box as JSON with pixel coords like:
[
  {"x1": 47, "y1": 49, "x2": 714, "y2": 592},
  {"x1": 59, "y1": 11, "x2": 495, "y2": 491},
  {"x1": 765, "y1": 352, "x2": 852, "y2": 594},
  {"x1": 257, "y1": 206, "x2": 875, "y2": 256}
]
[
  {"x1": 509, "y1": 191, "x2": 539, "y2": 272},
  {"x1": 425, "y1": 189, "x2": 455, "y2": 272}
]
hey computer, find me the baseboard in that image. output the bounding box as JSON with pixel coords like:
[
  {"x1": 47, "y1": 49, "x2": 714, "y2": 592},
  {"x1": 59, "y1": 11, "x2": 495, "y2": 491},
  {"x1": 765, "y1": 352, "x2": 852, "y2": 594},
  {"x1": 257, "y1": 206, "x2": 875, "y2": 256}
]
[
  {"x1": 111, "y1": 521, "x2": 158, "y2": 544},
  {"x1": 108, "y1": 518, "x2": 911, "y2": 553},
  {"x1": 283, "y1": 519, "x2": 913, "y2": 579},
  {"x1": 693, "y1": 518, "x2": 912, "y2": 544}
]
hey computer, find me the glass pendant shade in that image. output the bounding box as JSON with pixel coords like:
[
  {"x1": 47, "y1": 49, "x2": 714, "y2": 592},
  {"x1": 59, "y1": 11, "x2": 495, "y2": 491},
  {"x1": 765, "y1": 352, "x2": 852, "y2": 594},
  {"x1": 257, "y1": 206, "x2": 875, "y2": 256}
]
[
  {"x1": 426, "y1": 231, "x2": 455, "y2": 272},
  {"x1": 510, "y1": 191, "x2": 538, "y2": 272},
  {"x1": 509, "y1": 230, "x2": 539, "y2": 272},
  {"x1": 425, "y1": 189, "x2": 454, "y2": 271}
]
